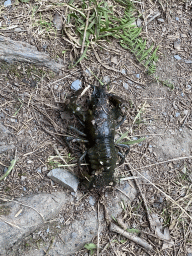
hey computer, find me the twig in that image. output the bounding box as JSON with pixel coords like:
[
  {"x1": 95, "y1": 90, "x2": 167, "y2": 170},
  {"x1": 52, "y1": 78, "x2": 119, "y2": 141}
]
[
  {"x1": 81, "y1": 9, "x2": 90, "y2": 55},
  {"x1": 0, "y1": 217, "x2": 21, "y2": 229},
  {"x1": 124, "y1": 155, "x2": 192, "y2": 172},
  {"x1": 110, "y1": 222, "x2": 153, "y2": 251},
  {"x1": 97, "y1": 200, "x2": 100, "y2": 256}
]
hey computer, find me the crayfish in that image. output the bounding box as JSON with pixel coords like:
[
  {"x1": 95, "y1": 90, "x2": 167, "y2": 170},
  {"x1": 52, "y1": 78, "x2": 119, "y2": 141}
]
[{"x1": 64, "y1": 83, "x2": 130, "y2": 191}]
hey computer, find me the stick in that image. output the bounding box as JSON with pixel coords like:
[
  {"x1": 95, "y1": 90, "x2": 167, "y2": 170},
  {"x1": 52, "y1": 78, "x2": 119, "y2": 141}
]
[{"x1": 110, "y1": 223, "x2": 153, "y2": 251}]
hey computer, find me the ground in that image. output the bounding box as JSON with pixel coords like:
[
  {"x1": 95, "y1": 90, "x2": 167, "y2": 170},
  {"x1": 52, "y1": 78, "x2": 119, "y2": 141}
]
[{"x1": 0, "y1": 0, "x2": 192, "y2": 255}]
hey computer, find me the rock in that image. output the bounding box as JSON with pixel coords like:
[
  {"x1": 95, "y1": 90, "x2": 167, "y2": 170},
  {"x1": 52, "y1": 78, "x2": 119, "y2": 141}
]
[
  {"x1": 4, "y1": 0, "x2": 11, "y2": 7},
  {"x1": 0, "y1": 192, "x2": 72, "y2": 255},
  {"x1": 71, "y1": 79, "x2": 82, "y2": 91},
  {"x1": 174, "y1": 40, "x2": 181, "y2": 51},
  {"x1": 121, "y1": 69, "x2": 126, "y2": 75},
  {"x1": 123, "y1": 82, "x2": 129, "y2": 90},
  {"x1": 53, "y1": 12, "x2": 63, "y2": 31},
  {"x1": 102, "y1": 76, "x2": 110, "y2": 84},
  {"x1": 49, "y1": 211, "x2": 99, "y2": 256},
  {"x1": 111, "y1": 56, "x2": 118, "y2": 64},
  {"x1": 136, "y1": 18, "x2": 142, "y2": 27},
  {"x1": 4, "y1": 180, "x2": 137, "y2": 255},
  {"x1": 47, "y1": 168, "x2": 79, "y2": 192},
  {"x1": 0, "y1": 36, "x2": 65, "y2": 73},
  {"x1": 157, "y1": 18, "x2": 165, "y2": 23},
  {"x1": 185, "y1": 60, "x2": 192, "y2": 64},
  {"x1": 174, "y1": 55, "x2": 181, "y2": 60},
  {"x1": 135, "y1": 73, "x2": 140, "y2": 79}
]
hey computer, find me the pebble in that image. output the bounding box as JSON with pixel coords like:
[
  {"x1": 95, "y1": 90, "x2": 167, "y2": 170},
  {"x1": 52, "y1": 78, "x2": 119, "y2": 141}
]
[
  {"x1": 136, "y1": 18, "x2": 142, "y2": 27},
  {"x1": 135, "y1": 74, "x2": 140, "y2": 79},
  {"x1": 89, "y1": 196, "x2": 95, "y2": 206},
  {"x1": 36, "y1": 168, "x2": 41, "y2": 173},
  {"x1": 185, "y1": 60, "x2": 192, "y2": 64},
  {"x1": 103, "y1": 76, "x2": 110, "y2": 84},
  {"x1": 186, "y1": 85, "x2": 191, "y2": 90},
  {"x1": 53, "y1": 12, "x2": 63, "y2": 30},
  {"x1": 123, "y1": 82, "x2": 129, "y2": 90},
  {"x1": 174, "y1": 55, "x2": 181, "y2": 60},
  {"x1": 14, "y1": 28, "x2": 22, "y2": 32},
  {"x1": 85, "y1": 69, "x2": 91, "y2": 76},
  {"x1": 111, "y1": 56, "x2": 118, "y2": 64},
  {"x1": 174, "y1": 40, "x2": 181, "y2": 51},
  {"x1": 21, "y1": 176, "x2": 27, "y2": 181},
  {"x1": 121, "y1": 69, "x2": 126, "y2": 75},
  {"x1": 47, "y1": 168, "x2": 79, "y2": 192},
  {"x1": 157, "y1": 18, "x2": 165, "y2": 23},
  {"x1": 181, "y1": 34, "x2": 187, "y2": 38},
  {"x1": 175, "y1": 112, "x2": 180, "y2": 117},
  {"x1": 4, "y1": 0, "x2": 11, "y2": 6},
  {"x1": 175, "y1": 17, "x2": 179, "y2": 21},
  {"x1": 128, "y1": 80, "x2": 133, "y2": 84},
  {"x1": 10, "y1": 118, "x2": 17, "y2": 123},
  {"x1": 71, "y1": 80, "x2": 82, "y2": 91}
]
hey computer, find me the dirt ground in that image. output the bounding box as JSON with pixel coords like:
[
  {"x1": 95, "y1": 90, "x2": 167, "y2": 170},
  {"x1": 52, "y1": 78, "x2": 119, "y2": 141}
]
[{"x1": 0, "y1": 0, "x2": 192, "y2": 255}]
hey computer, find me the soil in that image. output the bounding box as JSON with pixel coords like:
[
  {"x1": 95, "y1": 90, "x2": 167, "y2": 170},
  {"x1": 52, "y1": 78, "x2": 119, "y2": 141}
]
[{"x1": 0, "y1": 0, "x2": 192, "y2": 255}]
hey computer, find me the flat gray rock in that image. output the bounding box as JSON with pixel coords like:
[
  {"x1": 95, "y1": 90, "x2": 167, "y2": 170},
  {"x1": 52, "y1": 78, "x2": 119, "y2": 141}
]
[
  {"x1": 0, "y1": 192, "x2": 73, "y2": 255},
  {"x1": 0, "y1": 36, "x2": 65, "y2": 73},
  {"x1": 47, "y1": 168, "x2": 79, "y2": 192}
]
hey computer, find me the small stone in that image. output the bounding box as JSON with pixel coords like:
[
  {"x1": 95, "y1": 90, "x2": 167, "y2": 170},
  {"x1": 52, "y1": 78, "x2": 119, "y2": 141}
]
[
  {"x1": 174, "y1": 55, "x2": 181, "y2": 60},
  {"x1": 14, "y1": 28, "x2": 22, "y2": 32},
  {"x1": 185, "y1": 60, "x2": 192, "y2": 64},
  {"x1": 85, "y1": 69, "x2": 91, "y2": 76},
  {"x1": 136, "y1": 18, "x2": 142, "y2": 27},
  {"x1": 21, "y1": 176, "x2": 27, "y2": 181},
  {"x1": 103, "y1": 76, "x2": 110, "y2": 84},
  {"x1": 162, "y1": 27, "x2": 166, "y2": 32},
  {"x1": 71, "y1": 80, "x2": 82, "y2": 91},
  {"x1": 42, "y1": 166, "x2": 47, "y2": 172},
  {"x1": 53, "y1": 12, "x2": 63, "y2": 30},
  {"x1": 89, "y1": 196, "x2": 95, "y2": 206},
  {"x1": 121, "y1": 69, "x2": 126, "y2": 75},
  {"x1": 175, "y1": 17, "x2": 179, "y2": 21},
  {"x1": 186, "y1": 85, "x2": 191, "y2": 90},
  {"x1": 157, "y1": 18, "x2": 165, "y2": 23},
  {"x1": 181, "y1": 34, "x2": 187, "y2": 38},
  {"x1": 183, "y1": 110, "x2": 189, "y2": 115},
  {"x1": 123, "y1": 82, "x2": 129, "y2": 90},
  {"x1": 47, "y1": 168, "x2": 79, "y2": 192},
  {"x1": 4, "y1": 0, "x2": 11, "y2": 6},
  {"x1": 174, "y1": 40, "x2": 181, "y2": 51},
  {"x1": 27, "y1": 160, "x2": 33, "y2": 164},
  {"x1": 111, "y1": 56, "x2": 118, "y2": 64},
  {"x1": 175, "y1": 112, "x2": 180, "y2": 117},
  {"x1": 36, "y1": 168, "x2": 41, "y2": 173},
  {"x1": 10, "y1": 118, "x2": 17, "y2": 123},
  {"x1": 135, "y1": 74, "x2": 140, "y2": 79}
]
